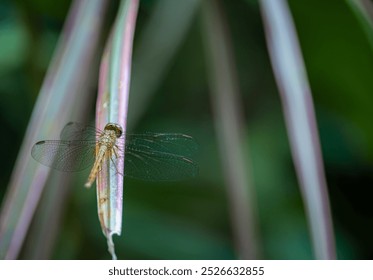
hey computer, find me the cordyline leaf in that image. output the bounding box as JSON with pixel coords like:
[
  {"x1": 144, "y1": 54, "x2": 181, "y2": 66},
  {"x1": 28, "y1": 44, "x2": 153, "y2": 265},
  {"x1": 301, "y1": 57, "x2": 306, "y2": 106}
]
[
  {"x1": 95, "y1": 0, "x2": 139, "y2": 260},
  {"x1": 345, "y1": 0, "x2": 373, "y2": 51},
  {"x1": 201, "y1": 0, "x2": 260, "y2": 259},
  {"x1": 128, "y1": 0, "x2": 200, "y2": 129},
  {"x1": 0, "y1": 0, "x2": 106, "y2": 260},
  {"x1": 260, "y1": 0, "x2": 336, "y2": 259}
]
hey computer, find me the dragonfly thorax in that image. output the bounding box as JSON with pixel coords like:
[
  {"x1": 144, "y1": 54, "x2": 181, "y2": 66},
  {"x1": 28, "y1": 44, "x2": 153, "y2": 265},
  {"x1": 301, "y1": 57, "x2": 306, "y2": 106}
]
[{"x1": 98, "y1": 130, "x2": 117, "y2": 149}]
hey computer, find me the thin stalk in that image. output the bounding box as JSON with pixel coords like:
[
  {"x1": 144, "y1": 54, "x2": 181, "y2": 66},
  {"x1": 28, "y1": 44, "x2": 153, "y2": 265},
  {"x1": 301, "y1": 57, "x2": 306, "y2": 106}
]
[
  {"x1": 128, "y1": 0, "x2": 200, "y2": 128},
  {"x1": 0, "y1": 0, "x2": 106, "y2": 259},
  {"x1": 21, "y1": 1, "x2": 107, "y2": 259},
  {"x1": 346, "y1": 0, "x2": 373, "y2": 50},
  {"x1": 202, "y1": 0, "x2": 260, "y2": 259},
  {"x1": 96, "y1": 0, "x2": 139, "y2": 260},
  {"x1": 260, "y1": 0, "x2": 336, "y2": 259}
]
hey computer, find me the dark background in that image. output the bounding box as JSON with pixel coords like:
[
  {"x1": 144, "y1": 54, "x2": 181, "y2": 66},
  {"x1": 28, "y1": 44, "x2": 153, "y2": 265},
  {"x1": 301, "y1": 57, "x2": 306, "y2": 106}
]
[{"x1": 1, "y1": 0, "x2": 373, "y2": 259}]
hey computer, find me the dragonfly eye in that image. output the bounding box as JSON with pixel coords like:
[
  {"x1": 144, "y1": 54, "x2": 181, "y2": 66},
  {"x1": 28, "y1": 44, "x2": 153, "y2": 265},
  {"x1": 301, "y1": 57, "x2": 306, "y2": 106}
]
[{"x1": 104, "y1": 123, "x2": 123, "y2": 138}]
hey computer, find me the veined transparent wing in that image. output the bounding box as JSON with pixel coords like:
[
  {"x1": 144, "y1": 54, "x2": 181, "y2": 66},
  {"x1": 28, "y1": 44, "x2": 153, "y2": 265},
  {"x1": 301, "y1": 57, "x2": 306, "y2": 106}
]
[
  {"x1": 123, "y1": 133, "x2": 198, "y2": 181},
  {"x1": 32, "y1": 122, "x2": 199, "y2": 180},
  {"x1": 31, "y1": 140, "x2": 96, "y2": 172}
]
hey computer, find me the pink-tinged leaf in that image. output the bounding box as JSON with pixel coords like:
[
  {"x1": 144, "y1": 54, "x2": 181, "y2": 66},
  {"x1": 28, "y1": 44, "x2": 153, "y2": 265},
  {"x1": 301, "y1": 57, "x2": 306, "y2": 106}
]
[
  {"x1": 0, "y1": 0, "x2": 107, "y2": 259},
  {"x1": 202, "y1": 0, "x2": 260, "y2": 259},
  {"x1": 96, "y1": 0, "x2": 139, "y2": 260},
  {"x1": 260, "y1": 0, "x2": 336, "y2": 259}
]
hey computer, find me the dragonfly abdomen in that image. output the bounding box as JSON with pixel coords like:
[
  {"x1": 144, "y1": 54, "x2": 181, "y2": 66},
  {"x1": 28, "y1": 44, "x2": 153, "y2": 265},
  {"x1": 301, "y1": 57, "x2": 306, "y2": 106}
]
[{"x1": 85, "y1": 145, "x2": 108, "y2": 188}]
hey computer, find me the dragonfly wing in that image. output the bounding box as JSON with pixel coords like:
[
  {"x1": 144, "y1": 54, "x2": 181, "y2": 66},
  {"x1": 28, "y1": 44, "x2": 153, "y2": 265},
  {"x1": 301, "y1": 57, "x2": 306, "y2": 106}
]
[
  {"x1": 124, "y1": 133, "x2": 198, "y2": 158},
  {"x1": 31, "y1": 140, "x2": 96, "y2": 172},
  {"x1": 60, "y1": 122, "x2": 100, "y2": 141},
  {"x1": 124, "y1": 133, "x2": 198, "y2": 181}
]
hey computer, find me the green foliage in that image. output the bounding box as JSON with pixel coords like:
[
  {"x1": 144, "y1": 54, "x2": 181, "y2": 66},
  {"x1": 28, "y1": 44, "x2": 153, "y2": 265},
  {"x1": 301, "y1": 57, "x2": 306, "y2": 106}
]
[
  {"x1": 1, "y1": 0, "x2": 373, "y2": 259},
  {"x1": 289, "y1": 0, "x2": 373, "y2": 160}
]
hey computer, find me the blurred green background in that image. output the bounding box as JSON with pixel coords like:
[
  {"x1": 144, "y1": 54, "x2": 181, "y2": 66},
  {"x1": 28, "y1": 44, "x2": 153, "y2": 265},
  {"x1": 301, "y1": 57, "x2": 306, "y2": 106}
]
[{"x1": 1, "y1": 0, "x2": 373, "y2": 259}]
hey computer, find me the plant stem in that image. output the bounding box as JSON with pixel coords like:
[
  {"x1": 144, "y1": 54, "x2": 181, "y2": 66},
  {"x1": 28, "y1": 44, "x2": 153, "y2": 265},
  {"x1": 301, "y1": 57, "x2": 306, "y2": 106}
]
[
  {"x1": 96, "y1": 0, "x2": 139, "y2": 260},
  {"x1": 0, "y1": 0, "x2": 106, "y2": 259},
  {"x1": 202, "y1": 0, "x2": 260, "y2": 259},
  {"x1": 128, "y1": 0, "x2": 200, "y2": 128},
  {"x1": 260, "y1": 0, "x2": 336, "y2": 259}
]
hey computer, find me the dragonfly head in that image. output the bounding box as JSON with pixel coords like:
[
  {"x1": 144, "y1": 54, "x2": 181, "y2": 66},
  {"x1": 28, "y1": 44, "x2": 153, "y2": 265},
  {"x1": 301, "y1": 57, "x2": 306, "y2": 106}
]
[{"x1": 104, "y1": 123, "x2": 123, "y2": 138}]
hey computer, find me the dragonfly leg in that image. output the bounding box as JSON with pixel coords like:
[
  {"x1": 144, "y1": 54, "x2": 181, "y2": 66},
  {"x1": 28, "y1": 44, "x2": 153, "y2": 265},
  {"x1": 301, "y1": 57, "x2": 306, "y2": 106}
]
[
  {"x1": 109, "y1": 155, "x2": 123, "y2": 176},
  {"x1": 113, "y1": 145, "x2": 119, "y2": 159}
]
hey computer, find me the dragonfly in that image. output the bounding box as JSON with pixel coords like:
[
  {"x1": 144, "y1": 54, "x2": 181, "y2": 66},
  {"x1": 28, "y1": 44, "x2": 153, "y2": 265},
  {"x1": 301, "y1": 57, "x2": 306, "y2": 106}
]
[{"x1": 31, "y1": 122, "x2": 198, "y2": 187}]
